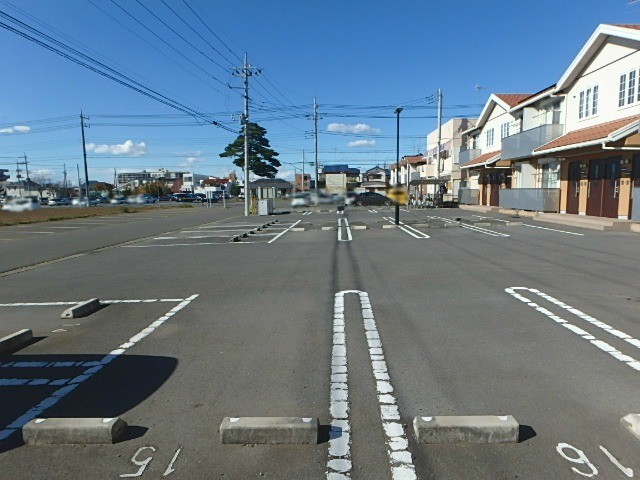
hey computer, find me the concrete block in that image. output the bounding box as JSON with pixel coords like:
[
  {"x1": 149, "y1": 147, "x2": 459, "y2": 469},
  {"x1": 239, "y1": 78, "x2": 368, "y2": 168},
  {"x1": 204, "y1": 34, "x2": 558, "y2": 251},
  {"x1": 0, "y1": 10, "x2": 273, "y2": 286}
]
[
  {"x1": 0, "y1": 329, "x2": 33, "y2": 355},
  {"x1": 352, "y1": 225, "x2": 367, "y2": 230},
  {"x1": 507, "y1": 222, "x2": 524, "y2": 226},
  {"x1": 231, "y1": 236, "x2": 240, "y2": 242},
  {"x1": 220, "y1": 417, "x2": 318, "y2": 445},
  {"x1": 413, "y1": 415, "x2": 519, "y2": 444},
  {"x1": 23, "y1": 417, "x2": 128, "y2": 445},
  {"x1": 322, "y1": 226, "x2": 335, "y2": 231},
  {"x1": 383, "y1": 224, "x2": 397, "y2": 229},
  {"x1": 621, "y1": 414, "x2": 640, "y2": 441},
  {"x1": 291, "y1": 227, "x2": 305, "y2": 232},
  {"x1": 61, "y1": 299, "x2": 101, "y2": 319}
]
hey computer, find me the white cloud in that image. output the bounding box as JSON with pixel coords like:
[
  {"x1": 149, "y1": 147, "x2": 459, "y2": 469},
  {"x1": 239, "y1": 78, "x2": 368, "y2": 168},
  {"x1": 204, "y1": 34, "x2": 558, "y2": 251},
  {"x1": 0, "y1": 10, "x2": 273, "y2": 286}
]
[
  {"x1": 179, "y1": 150, "x2": 205, "y2": 168},
  {"x1": 327, "y1": 123, "x2": 380, "y2": 134},
  {"x1": 85, "y1": 140, "x2": 147, "y2": 157},
  {"x1": 278, "y1": 169, "x2": 295, "y2": 181},
  {"x1": 347, "y1": 139, "x2": 376, "y2": 148},
  {"x1": 0, "y1": 125, "x2": 30, "y2": 134}
]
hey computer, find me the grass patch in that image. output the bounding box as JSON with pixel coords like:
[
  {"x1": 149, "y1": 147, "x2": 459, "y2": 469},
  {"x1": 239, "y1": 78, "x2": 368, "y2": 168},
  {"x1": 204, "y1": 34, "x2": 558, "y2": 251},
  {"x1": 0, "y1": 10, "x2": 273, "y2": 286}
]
[{"x1": 0, "y1": 204, "x2": 191, "y2": 227}]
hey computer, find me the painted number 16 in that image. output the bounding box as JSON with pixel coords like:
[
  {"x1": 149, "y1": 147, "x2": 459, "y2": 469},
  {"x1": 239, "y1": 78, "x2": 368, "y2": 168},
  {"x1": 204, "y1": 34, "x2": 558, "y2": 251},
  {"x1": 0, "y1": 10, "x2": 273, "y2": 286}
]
[{"x1": 557, "y1": 443, "x2": 634, "y2": 478}]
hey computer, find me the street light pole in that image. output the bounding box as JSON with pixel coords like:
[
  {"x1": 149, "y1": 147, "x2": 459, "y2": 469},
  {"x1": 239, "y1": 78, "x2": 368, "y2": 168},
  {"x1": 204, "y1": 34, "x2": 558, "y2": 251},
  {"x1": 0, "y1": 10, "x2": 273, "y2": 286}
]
[{"x1": 394, "y1": 107, "x2": 403, "y2": 225}]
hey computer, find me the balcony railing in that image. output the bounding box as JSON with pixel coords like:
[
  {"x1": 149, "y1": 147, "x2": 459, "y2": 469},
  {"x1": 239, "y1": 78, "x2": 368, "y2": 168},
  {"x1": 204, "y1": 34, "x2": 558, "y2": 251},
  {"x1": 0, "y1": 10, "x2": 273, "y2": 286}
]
[
  {"x1": 499, "y1": 188, "x2": 560, "y2": 212},
  {"x1": 501, "y1": 124, "x2": 564, "y2": 160},
  {"x1": 457, "y1": 148, "x2": 481, "y2": 165}
]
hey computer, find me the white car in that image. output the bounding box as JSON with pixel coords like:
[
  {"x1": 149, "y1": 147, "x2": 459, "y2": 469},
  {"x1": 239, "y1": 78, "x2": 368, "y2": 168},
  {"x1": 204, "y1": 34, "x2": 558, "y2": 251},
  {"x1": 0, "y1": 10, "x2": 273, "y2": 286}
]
[
  {"x1": 291, "y1": 193, "x2": 310, "y2": 207},
  {"x1": 2, "y1": 197, "x2": 41, "y2": 212}
]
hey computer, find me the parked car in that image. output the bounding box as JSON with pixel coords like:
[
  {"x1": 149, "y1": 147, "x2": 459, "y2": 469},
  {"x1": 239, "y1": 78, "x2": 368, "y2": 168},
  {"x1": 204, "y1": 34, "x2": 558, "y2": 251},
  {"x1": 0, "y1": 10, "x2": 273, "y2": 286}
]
[
  {"x1": 71, "y1": 197, "x2": 89, "y2": 207},
  {"x1": 3, "y1": 197, "x2": 41, "y2": 212},
  {"x1": 109, "y1": 196, "x2": 127, "y2": 204},
  {"x1": 171, "y1": 193, "x2": 196, "y2": 203},
  {"x1": 48, "y1": 197, "x2": 70, "y2": 206},
  {"x1": 291, "y1": 192, "x2": 310, "y2": 207},
  {"x1": 354, "y1": 192, "x2": 391, "y2": 206},
  {"x1": 158, "y1": 196, "x2": 172, "y2": 202}
]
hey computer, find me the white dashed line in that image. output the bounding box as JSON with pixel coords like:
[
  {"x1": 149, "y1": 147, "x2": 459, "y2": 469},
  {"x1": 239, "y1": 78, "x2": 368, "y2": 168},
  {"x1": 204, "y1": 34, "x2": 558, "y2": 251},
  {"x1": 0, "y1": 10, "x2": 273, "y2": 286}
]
[
  {"x1": 506, "y1": 287, "x2": 640, "y2": 372},
  {"x1": 0, "y1": 294, "x2": 199, "y2": 442},
  {"x1": 327, "y1": 291, "x2": 416, "y2": 480},
  {"x1": 337, "y1": 218, "x2": 353, "y2": 242}
]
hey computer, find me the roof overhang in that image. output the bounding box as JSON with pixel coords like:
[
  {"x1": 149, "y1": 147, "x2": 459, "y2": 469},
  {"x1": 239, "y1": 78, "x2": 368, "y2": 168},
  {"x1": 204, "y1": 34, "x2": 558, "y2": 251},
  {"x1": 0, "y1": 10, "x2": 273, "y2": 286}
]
[
  {"x1": 556, "y1": 24, "x2": 640, "y2": 91},
  {"x1": 460, "y1": 151, "x2": 502, "y2": 169}
]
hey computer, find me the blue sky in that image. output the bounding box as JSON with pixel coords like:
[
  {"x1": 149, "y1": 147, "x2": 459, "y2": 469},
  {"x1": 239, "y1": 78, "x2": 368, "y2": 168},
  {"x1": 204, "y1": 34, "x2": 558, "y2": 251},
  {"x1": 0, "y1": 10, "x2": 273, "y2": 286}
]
[{"x1": 0, "y1": 0, "x2": 638, "y2": 185}]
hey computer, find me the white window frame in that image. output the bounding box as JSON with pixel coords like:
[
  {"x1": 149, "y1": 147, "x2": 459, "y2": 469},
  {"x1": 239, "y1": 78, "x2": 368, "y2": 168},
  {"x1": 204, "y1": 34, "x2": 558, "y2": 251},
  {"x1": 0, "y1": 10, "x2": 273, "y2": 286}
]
[
  {"x1": 619, "y1": 68, "x2": 640, "y2": 109},
  {"x1": 500, "y1": 122, "x2": 510, "y2": 139},
  {"x1": 578, "y1": 85, "x2": 598, "y2": 120},
  {"x1": 486, "y1": 128, "x2": 494, "y2": 148}
]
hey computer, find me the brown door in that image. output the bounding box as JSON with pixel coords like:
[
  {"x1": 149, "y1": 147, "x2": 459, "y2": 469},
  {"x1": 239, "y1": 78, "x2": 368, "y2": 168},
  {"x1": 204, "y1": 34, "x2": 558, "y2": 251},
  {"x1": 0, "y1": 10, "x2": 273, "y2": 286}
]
[
  {"x1": 586, "y1": 159, "x2": 605, "y2": 216},
  {"x1": 489, "y1": 173, "x2": 500, "y2": 207},
  {"x1": 566, "y1": 162, "x2": 581, "y2": 214},
  {"x1": 481, "y1": 173, "x2": 488, "y2": 205},
  {"x1": 601, "y1": 158, "x2": 621, "y2": 218}
]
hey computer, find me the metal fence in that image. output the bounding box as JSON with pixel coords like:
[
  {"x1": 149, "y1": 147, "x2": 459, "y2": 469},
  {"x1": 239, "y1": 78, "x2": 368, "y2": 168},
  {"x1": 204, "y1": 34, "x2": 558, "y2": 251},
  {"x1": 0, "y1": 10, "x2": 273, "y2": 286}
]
[
  {"x1": 499, "y1": 188, "x2": 560, "y2": 212},
  {"x1": 458, "y1": 188, "x2": 479, "y2": 205},
  {"x1": 632, "y1": 187, "x2": 640, "y2": 220}
]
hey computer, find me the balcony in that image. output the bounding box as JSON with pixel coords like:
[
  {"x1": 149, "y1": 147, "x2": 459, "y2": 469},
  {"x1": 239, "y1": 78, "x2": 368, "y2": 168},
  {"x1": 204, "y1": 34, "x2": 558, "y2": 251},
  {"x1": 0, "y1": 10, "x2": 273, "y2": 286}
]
[
  {"x1": 457, "y1": 148, "x2": 481, "y2": 165},
  {"x1": 501, "y1": 124, "x2": 564, "y2": 160},
  {"x1": 499, "y1": 188, "x2": 560, "y2": 212}
]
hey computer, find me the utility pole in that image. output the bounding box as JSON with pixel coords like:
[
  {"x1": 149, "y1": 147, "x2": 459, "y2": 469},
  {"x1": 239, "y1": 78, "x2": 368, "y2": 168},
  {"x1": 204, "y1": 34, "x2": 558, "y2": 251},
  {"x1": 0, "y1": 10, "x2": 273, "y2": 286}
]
[
  {"x1": 16, "y1": 161, "x2": 22, "y2": 196},
  {"x1": 313, "y1": 98, "x2": 319, "y2": 202},
  {"x1": 80, "y1": 112, "x2": 91, "y2": 203},
  {"x1": 22, "y1": 154, "x2": 30, "y2": 195},
  {"x1": 63, "y1": 163, "x2": 68, "y2": 195},
  {"x1": 302, "y1": 150, "x2": 305, "y2": 191},
  {"x1": 76, "y1": 164, "x2": 82, "y2": 203},
  {"x1": 435, "y1": 88, "x2": 443, "y2": 206},
  {"x1": 233, "y1": 53, "x2": 260, "y2": 217}
]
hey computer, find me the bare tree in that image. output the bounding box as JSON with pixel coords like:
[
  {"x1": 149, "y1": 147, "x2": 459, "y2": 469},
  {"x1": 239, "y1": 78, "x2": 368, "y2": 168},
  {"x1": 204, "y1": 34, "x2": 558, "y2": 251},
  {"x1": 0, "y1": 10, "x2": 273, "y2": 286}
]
[{"x1": 30, "y1": 172, "x2": 53, "y2": 199}]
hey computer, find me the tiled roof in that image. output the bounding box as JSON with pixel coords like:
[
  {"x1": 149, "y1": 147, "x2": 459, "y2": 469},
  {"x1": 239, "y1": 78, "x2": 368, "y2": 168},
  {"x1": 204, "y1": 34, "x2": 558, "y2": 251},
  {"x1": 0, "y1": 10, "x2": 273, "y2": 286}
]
[
  {"x1": 608, "y1": 24, "x2": 640, "y2": 31},
  {"x1": 535, "y1": 115, "x2": 640, "y2": 152},
  {"x1": 495, "y1": 94, "x2": 532, "y2": 108},
  {"x1": 461, "y1": 150, "x2": 501, "y2": 168}
]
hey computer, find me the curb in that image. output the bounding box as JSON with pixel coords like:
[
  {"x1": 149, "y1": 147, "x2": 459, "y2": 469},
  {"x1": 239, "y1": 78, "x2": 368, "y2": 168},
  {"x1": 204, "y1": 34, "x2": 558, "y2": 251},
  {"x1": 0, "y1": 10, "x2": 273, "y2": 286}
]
[
  {"x1": 61, "y1": 298, "x2": 101, "y2": 319},
  {"x1": 621, "y1": 414, "x2": 640, "y2": 441},
  {"x1": 413, "y1": 415, "x2": 519, "y2": 444},
  {"x1": 0, "y1": 329, "x2": 33, "y2": 355},
  {"x1": 23, "y1": 417, "x2": 128, "y2": 445},
  {"x1": 220, "y1": 417, "x2": 318, "y2": 445}
]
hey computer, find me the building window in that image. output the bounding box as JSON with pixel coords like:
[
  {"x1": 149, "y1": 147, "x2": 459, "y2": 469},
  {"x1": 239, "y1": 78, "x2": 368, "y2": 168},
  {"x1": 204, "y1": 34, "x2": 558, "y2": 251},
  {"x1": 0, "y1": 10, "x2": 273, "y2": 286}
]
[
  {"x1": 619, "y1": 69, "x2": 640, "y2": 108},
  {"x1": 619, "y1": 74, "x2": 626, "y2": 107},
  {"x1": 578, "y1": 85, "x2": 598, "y2": 119},
  {"x1": 500, "y1": 122, "x2": 510, "y2": 139},
  {"x1": 486, "y1": 128, "x2": 494, "y2": 147}
]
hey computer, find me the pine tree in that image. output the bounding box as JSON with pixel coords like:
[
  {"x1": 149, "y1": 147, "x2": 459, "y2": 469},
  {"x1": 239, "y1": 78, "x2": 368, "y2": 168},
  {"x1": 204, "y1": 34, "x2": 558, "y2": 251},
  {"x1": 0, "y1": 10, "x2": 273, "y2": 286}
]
[{"x1": 219, "y1": 122, "x2": 281, "y2": 178}]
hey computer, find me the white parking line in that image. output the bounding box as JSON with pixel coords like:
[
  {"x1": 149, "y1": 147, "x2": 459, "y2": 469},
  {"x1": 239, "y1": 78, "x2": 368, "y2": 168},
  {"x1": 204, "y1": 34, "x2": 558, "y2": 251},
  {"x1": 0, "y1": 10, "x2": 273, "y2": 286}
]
[
  {"x1": 267, "y1": 220, "x2": 301, "y2": 244},
  {"x1": 368, "y1": 209, "x2": 378, "y2": 214},
  {"x1": 521, "y1": 224, "x2": 585, "y2": 236},
  {"x1": 383, "y1": 217, "x2": 430, "y2": 239},
  {"x1": 0, "y1": 294, "x2": 199, "y2": 442},
  {"x1": 337, "y1": 218, "x2": 352, "y2": 242},
  {"x1": 0, "y1": 378, "x2": 71, "y2": 386},
  {"x1": 0, "y1": 298, "x2": 185, "y2": 307},
  {"x1": 327, "y1": 291, "x2": 416, "y2": 480},
  {"x1": 506, "y1": 287, "x2": 640, "y2": 372},
  {"x1": 431, "y1": 216, "x2": 509, "y2": 237}
]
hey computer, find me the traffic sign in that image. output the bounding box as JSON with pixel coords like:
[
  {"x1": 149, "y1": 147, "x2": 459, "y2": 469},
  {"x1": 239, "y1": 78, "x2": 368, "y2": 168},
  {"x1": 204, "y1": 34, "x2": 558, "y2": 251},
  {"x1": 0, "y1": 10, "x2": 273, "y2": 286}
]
[{"x1": 386, "y1": 186, "x2": 409, "y2": 205}]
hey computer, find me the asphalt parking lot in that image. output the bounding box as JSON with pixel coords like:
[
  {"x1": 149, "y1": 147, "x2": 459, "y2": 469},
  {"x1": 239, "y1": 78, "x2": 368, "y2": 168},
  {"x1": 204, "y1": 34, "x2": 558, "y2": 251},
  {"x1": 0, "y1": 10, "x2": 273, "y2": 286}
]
[{"x1": 1, "y1": 204, "x2": 639, "y2": 479}]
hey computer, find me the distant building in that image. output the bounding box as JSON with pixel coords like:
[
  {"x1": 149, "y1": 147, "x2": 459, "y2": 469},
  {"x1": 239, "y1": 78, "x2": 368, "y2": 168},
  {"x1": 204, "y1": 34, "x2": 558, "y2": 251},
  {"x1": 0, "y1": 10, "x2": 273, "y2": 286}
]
[
  {"x1": 359, "y1": 166, "x2": 389, "y2": 193},
  {"x1": 248, "y1": 178, "x2": 293, "y2": 199},
  {"x1": 322, "y1": 164, "x2": 360, "y2": 194},
  {"x1": 116, "y1": 169, "x2": 186, "y2": 189},
  {"x1": 294, "y1": 173, "x2": 311, "y2": 191}
]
